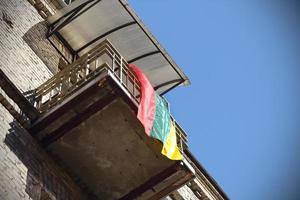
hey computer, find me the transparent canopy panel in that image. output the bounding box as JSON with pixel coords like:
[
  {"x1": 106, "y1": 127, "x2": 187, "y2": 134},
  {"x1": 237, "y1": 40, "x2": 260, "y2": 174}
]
[{"x1": 47, "y1": 0, "x2": 190, "y2": 94}]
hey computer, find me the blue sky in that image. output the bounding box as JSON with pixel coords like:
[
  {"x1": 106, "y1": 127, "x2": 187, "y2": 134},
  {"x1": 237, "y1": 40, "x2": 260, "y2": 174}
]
[{"x1": 129, "y1": 1, "x2": 300, "y2": 199}]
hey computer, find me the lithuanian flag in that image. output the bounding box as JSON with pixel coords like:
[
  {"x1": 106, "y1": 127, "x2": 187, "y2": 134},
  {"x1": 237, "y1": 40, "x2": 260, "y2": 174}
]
[{"x1": 129, "y1": 64, "x2": 183, "y2": 160}]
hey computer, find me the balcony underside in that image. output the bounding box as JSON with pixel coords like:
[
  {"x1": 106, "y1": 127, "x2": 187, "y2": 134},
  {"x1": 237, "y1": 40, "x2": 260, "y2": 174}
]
[{"x1": 28, "y1": 69, "x2": 192, "y2": 199}]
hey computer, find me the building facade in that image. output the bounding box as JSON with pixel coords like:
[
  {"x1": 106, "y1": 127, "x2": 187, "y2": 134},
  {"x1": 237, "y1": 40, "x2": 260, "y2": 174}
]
[{"x1": 0, "y1": 0, "x2": 228, "y2": 199}]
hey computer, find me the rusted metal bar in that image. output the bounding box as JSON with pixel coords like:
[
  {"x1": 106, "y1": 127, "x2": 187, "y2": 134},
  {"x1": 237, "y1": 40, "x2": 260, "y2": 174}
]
[
  {"x1": 0, "y1": 93, "x2": 29, "y2": 127},
  {"x1": 0, "y1": 69, "x2": 39, "y2": 121}
]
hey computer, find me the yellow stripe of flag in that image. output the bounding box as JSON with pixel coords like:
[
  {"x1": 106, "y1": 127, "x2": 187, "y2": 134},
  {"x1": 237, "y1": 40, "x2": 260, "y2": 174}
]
[{"x1": 161, "y1": 121, "x2": 183, "y2": 160}]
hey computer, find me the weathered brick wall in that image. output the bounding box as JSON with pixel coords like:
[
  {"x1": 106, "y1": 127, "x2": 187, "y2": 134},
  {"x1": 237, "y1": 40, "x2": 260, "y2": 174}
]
[
  {"x1": 23, "y1": 20, "x2": 60, "y2": 74},
  {"x1": 0, "y1": 0, "x2": 53, "y2": 93},
  {"x1": 0, "y1": 0, "x2": 84, "y2": 199}
]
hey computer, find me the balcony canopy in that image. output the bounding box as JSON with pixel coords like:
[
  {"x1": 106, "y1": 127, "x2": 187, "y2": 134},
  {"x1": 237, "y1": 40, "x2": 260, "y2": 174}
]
[{"x1": 47, "y1": 0, "x2": 190, "y2": 95}]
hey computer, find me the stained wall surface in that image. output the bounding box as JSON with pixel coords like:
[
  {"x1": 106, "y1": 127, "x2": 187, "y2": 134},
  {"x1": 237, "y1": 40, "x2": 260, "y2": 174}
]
[{"x1": 0, "y1": 0, "x2": 83, "y2": 199}]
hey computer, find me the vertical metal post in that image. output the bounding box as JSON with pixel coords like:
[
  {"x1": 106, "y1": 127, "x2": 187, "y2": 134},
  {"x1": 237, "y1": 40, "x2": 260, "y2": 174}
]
[
  {"x1": 37, "y1": 97, "x2": 41, "y2": 110},
  {"x1": 86, "y1": 54, "x2": 90, "y2": 77},
  {"x1": 125, "y1": 65, "x2": 128, "y2": 86},
  {"x1": 49, "y1": 89, "x2": 53, "y2": 102},
  {"x1": 86, "y1": 64, "x2": 90, "y2": 76},
  {"x1": 95, "y1": 58, "x2": 99, "y2": 69},
  {"x1": 68, "y1": 71, "x2": 71, "y2": 84},
  {"x1": 120, "y1": 57, "x2": 123, "y2": 84},
  {"x1": 180, "y1": 134, "x2": 183, "y2": 152},
  {"x1": 59, "y1": 79, "x2": 62, "y2": 100},
  {"x1": 133, "y1": 78, "x2": 135, "y2": 98},
  {"x1": 112, "y1": 53, "x2": 115, "y2": 72}
]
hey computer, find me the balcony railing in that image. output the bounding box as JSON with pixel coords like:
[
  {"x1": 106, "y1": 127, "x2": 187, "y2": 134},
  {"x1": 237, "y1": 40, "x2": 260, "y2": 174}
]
[
  {"x1": 34, "y1": 39, "x2": 140, "y2": 112},
  {"x1": 33, "y1": 39, "x2": 187, "y2": 150}
]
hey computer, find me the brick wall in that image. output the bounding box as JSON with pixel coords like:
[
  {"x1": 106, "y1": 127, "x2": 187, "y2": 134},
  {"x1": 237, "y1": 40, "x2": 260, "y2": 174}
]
[
  {"x1": 23, "y1": 20, "x2": 60, "y2": 74},
  {"x1": 0, "y1": 0, "x2": 84, "y2": 199}
]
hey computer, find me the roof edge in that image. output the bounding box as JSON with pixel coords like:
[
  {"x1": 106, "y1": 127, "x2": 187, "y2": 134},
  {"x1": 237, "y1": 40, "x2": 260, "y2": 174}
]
[{"x1": 184, "y1": 149, "x2": 230, "y2": 200}]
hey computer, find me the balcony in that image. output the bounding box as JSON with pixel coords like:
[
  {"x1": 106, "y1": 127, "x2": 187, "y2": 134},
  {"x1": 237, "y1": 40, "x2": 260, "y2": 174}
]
[
  {"x1": 30, "y1": 39, "x2": 188, "y2": 149},
  {"x1": 25, "y1": 39, "x2": 192, "y2": 199}
]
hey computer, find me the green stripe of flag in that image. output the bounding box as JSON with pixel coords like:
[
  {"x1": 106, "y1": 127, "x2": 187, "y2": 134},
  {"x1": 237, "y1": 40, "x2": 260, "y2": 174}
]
[{"x1": 150, "y1": 94, "x2": 171, "y2": 143}]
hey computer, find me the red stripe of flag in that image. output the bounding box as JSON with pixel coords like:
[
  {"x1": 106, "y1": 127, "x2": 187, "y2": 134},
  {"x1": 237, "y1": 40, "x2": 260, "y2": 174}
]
[{"x1": 129, "y1": 64, "x2": 156, "y2": 136}]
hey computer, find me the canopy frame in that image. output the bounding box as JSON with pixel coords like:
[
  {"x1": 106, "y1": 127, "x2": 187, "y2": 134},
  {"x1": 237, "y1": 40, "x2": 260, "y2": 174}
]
[{"x1": 46, "y1": 0, "x2": 190, "y2": 94}]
